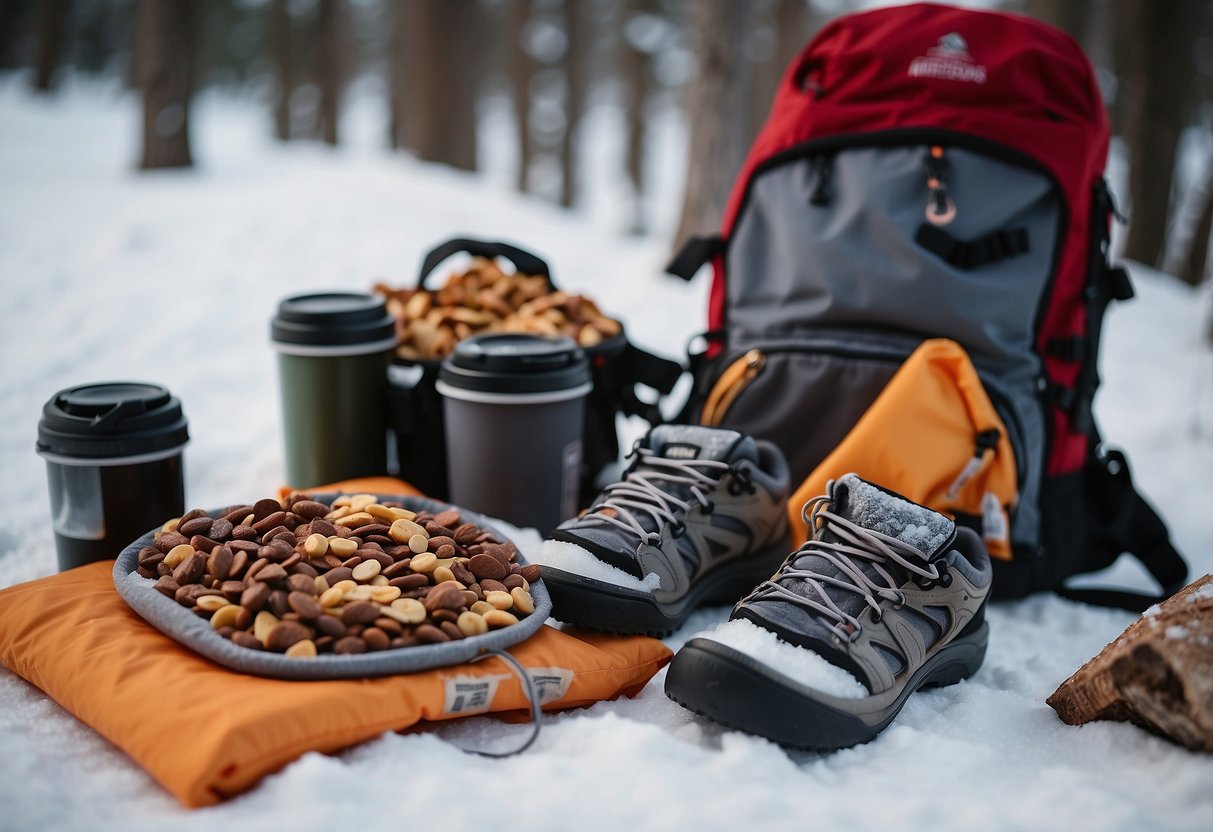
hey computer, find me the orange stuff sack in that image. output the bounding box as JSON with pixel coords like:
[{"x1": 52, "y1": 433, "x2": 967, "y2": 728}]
[
  {"x1": 788, "y1": 339, "x2": 1018, "y2": 559},
  {"x1": 0, "y1": 562, "x2": 670, "y2": 807}
]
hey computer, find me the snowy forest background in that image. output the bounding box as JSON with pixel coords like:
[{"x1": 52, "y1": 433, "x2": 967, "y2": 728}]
[{"x1": 3, "y1": 0, "x2": 1213, "y2": 286}]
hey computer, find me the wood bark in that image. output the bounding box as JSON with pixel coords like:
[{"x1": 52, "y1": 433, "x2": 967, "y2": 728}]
[
  {"x1": 509, "y1": 0, "x2": 534, "y2": 192},
  {"x1": 1177, "y1": 161, "x2": 1213, "y2": 288},
  {"x1": 1024, "y1": 0, "x2": 1091, "y2": 44},
  {"x1": 389, "y1": 2, "x2": 406, "y2": 149},
  {"x1": 558, "y1": 0, "x2": 587, "y2": 209},
  {"x1": 1120, "y1": 0, "x2": 1198, "y2": 267},
  {"x1": 620, "y1": 0, "x2": 650, "y2": 234},
  {"x1": 402, "y1": 0, "x2": 479, "y2": 172},
  {"x1": 136, "y1": 0, "x2": 195, "y2": 170},
  {"x1": 316, "y1": 0, "x2": 340, "y2": 146},
  {"x1": 1048, "y1": 574, "x2": 1213, "y2": 753},
  {"x1": 33, "y1": 0, "x2": 70, "y2": 92},
  {"x1": 271, "y1": 0, "x2": 292, "y2": 141},
  {"x1": 674, "y1": 0, "x2": 751, "y2": 251}
]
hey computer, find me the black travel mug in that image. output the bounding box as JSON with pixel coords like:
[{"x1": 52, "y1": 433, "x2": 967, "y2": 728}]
[
  {"x1": 271, "y1": 291, "x2": 398, "y2": 487},
  {"x1": 437, "y1": 333, "x2": 591, "y2": 532},
  {"x1": 37, "y1": 382, "x2": 189, "y2": 571}
]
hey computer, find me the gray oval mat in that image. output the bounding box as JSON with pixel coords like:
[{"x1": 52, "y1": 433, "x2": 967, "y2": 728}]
[{"x1": 113, "y1": 494, "x2": 551, "y2": 680}]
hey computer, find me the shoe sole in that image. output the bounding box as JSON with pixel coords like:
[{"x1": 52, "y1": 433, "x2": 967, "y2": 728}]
[
  {"x1": 664, "y1": 621, "x2": 989, "y2": 750},
  {"x1": 540, "y1": 543, "x2": 787, "y2": 638}
]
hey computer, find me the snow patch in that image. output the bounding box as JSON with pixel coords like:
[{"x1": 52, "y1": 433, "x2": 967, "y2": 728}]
[
  {"x1": 532, "y1": 539, "x2": 662, "y2": 592},
  {"x1": 697, "y1": 618, "x2": 868, "y2": 700},
  {"x1": 1165, "y1": 625, "x2": 1189, "y2": 640}
]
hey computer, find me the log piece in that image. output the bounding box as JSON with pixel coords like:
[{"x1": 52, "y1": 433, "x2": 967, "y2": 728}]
[{"x1": 1047, "y1": 574, "x2": 1213, "y2": 752}]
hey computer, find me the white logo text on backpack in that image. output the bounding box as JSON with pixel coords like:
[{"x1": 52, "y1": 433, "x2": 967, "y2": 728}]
[{"x1": 908, "y1": 32, "x2": 987, "y2": 85}]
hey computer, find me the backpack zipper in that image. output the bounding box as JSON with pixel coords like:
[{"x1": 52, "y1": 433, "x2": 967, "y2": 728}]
[
  {"x1": 700, "y1": 336, "x2": 913, "y2": 427},
  {"x1": 702, "y1": 349, "x2": 766, "y2": 426}
]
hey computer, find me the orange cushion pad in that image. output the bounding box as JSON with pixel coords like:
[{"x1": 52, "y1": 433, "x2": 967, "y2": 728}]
[{"x1": 0, "y1": 561, "x2": 671, "y2": 807}]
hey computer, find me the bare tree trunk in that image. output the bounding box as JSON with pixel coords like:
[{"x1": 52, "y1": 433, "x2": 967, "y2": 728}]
[
  {"x1": 271, "y1": 0, "x2": 292, "y2": 141},
  {"x1": 1178, "y1": 165, "x2": 1213, "y2": 287},
  {"x1": 620, "y1": 0, "x2": 649, "y2": 234},
  {"x1": 137, "y1": 0, "x2": 195, "y2": 170},
  {"x1": 1024, "y1": 0, "x2": 1091, "y2": 44},
  {"x1": 389, "y1": 2, "x2": 405, "y2": 149},
  {"x1": 33, "y1": 0, "x2": 70, "y2": 92},
  {"x1": 674, "y1": 0, "x2": 750, "y2": 250},
  {"x1": 0, "y1": 2, "x2": 32, "y2": 70},
  {"x1": 559, "y1": 0, "x2": 587, "y2": 208},
  {"x1": 510, "y1": 0, "x2": 534, "y2": 192},
  {"x1": 402, "y1": 0, "x2": 479, "y2": 171},
  {"x1": 316, "y1": 0, "x2": 340, "y2": 146},
  {"x1": 1121, "y1": 0, "x2": 1197, "y2": 267}
]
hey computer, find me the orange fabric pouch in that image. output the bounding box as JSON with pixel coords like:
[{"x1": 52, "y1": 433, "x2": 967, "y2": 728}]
[
  {"x1": 0, "y1": 477, "x2": 672, "y2": 807},
  {"x1": 788, "y1": 339, "x2": 1018, "y2": 559}
]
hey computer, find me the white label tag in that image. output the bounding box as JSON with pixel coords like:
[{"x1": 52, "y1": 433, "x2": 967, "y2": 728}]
[
  {"x1": 442, "y1": 674, "x2": 508, "y2": 716},
  {"x1": 981, "y1": 490, "x2": 1008, "y2": 544},
  {"x1": 525, "y1": 667, "x2": 574, "y2": 705}
]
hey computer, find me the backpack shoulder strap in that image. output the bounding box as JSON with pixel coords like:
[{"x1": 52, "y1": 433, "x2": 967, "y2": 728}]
[{"x1": 1058, "y1": 438, "x2": 1189, "y2": 612}]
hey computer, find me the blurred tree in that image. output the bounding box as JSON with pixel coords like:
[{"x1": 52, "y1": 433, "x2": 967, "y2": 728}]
[
  {"x1": 317, "y1": 0, "x2": 341, "y2": 146},
  {"x1": 398, "y1": 0, "x2": 479, "y2": 171},
  {"x1": 620, "y1": 0, "x2": 652, "y2": 233},
  {"x1": 746, "y1": 0, "x2": 818, "y2": 146},
  {"x1": 136, "y1": 0, "x2": 196, "y2": 169},
  {"x1": 1023, "y1": 0, "x2": 1090, "y2": 44},
  {"x1": 0, "y1": 1, "x2": 33, "y2": 69},
  {"x1": 674, "y1": 0, "x2": 751, "y2": 249},
  {"x1": 559, "y1": 0, "x2": 587, "y2": 208},
  {"x1": 271, "y1": 0, "x2": 292, "y2": 141},
  {"x1": 1120, "y1": 0, "x2": 1200, "y2": 269},
  {"x1": 510, "y1": 0, "x2": 535, "y2": 192},
  {"x1": 1177, "y1": 160, "x2": 1213, "y2": 287},
  {"x1": 33, "y1": 0, "x2": 70, "y2": 91}
]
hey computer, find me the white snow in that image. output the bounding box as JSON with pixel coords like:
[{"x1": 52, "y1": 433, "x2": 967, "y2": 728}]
[
  {"x1": 533, "y1": 538, "x2": 663, "y2": 592},
  {"x1": 697, "y1": 617, "x2": 868, "y2": 699},
  {"x1": 2, "y1": 77, "x2": 1213, "y2": 832}
]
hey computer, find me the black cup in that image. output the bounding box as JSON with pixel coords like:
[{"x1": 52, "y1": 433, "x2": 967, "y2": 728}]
[
  {"x1": 37, "y1": 382, "x2": 189, "y2": 571},
  {"x1": 437, "y1": 333, "x2": 591, "y2": 531}
]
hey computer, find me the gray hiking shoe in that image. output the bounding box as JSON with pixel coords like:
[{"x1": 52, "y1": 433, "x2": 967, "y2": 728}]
[
  {"x1": 535, "y1": 425, "x2": 791, "y2": 636},
  {"x1": 665, "y1": 473, "x2": 992, "y2": 749}
]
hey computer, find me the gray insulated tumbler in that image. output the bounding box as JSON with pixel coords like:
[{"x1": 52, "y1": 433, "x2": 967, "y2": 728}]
[
  {"x1": 436, "y1": 333, "x2": 591, "y2": 532},
  {"x1": 37, "y1": 382, "x2": 189, "y2": 571},
  {"x1": 271, "y1": 292, "x2": 398, "y2": 488}
]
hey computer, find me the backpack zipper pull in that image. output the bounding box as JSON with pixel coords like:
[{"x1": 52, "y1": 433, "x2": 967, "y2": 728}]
[
  {"x1": 810, "y1": 155, "x2": 834, "y2": 206},
  {"x1": 946, "y1": 428, "x2": 1001, "y2": 498},
  {"x1": 924, "y1": 145, "x2": 956, "y2": 225}
]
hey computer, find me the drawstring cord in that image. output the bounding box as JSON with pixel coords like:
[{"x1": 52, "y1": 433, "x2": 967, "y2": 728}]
[{"x1": 455, "y1": 648, "x2": 543, "y2": 758}]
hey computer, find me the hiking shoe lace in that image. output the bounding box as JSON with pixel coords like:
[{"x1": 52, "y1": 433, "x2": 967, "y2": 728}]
[
  {"x1": 740, "y1": 494, "x2": 945, "y2": 641},
  {"x1": 583, "y1": 447, "x2": 737, "y2": 544}
]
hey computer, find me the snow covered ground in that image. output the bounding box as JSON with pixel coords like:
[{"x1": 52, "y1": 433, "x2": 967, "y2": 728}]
[{"x1": 1, "y1": 79, "x2": 1211, "y2": 832}]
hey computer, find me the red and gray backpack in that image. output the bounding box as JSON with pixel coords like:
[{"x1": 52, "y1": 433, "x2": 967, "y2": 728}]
[{"x1": 668, "y1": 2, "x2": 1187, "y2": 609}]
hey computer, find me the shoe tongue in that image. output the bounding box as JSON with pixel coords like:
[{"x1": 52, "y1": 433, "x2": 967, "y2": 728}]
[
  {"x1": 826, "y1": 474, "x2": 954, "y2": 559},
  {"x1": 645, "y1": 425, "x2": 757, "y2": 465}
]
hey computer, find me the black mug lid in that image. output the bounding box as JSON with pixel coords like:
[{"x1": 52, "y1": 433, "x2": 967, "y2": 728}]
[
  {"x1": 438, "y1": 333, "x2": 591, "y2": 395},
  {"x1": 37, "y1": 382, "x2": 189, "y2": 463},
  {"x1": 271, "y1": 292, "x2": 398, "y2": 354}
]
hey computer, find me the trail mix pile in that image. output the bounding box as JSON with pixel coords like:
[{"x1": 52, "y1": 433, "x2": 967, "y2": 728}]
[
  {"x1": 136, "y1": 493, "x2": 540, "y2": 657},
  {"x1": 374, "y1": 256, "x2": 623, "y2": 360}
]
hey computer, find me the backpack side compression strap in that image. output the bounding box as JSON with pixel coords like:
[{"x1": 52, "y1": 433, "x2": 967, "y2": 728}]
[{"x1": 1057, "y1": 442, "x2": 1189, "y2": 612}]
